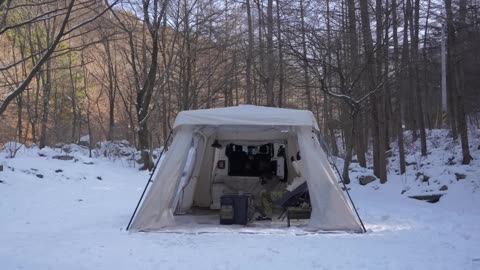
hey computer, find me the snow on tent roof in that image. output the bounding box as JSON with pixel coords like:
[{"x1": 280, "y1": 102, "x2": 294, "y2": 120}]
[{"x1": 173, "y1": 105, "x2": 320, "y2": 130}]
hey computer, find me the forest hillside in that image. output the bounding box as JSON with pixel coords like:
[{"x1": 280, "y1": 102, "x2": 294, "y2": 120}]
[{"x1": 1, "y1": 0, "x2": 479, "y2": 181}]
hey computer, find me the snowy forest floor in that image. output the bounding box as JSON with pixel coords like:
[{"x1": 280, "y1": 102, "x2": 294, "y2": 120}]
[{"x1": 1, "y1": 129, "x2": 480, "y2": 270}]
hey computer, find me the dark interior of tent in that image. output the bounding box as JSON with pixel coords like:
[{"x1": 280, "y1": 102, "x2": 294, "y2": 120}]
[{"x1": 226, "y1": 143, "x2": 285, "y2": 178}]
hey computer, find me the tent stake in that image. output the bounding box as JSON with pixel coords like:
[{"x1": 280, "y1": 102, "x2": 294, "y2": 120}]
[{"x1": 126, "y1": 130, "x2": 173, "y2": 231}]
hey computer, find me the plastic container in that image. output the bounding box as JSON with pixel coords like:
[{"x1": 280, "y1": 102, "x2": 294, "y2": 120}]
[{"x1": 219, "y1": 194, "x2": 251, "y2": 225}]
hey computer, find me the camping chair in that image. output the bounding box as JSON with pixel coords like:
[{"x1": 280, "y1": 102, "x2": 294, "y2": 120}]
[{"x1": 273, "y1": 182, "x2": 311, "y2": 226}]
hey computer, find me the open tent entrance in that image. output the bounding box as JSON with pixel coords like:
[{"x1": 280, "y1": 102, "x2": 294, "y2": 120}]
[
  {"x1": 128, "y1": 106, "x2": 365, "y2": 233},
  {"x1": 173, "y1": 126, "x2": 296, "y2": 211},
  {"x1": 169, "y1": 126, "x2": 303, "y2": 230}
]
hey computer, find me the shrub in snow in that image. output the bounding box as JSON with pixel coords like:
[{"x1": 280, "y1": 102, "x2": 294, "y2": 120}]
[
  {"x1": 2, "y1": 142, "x2": 25, "y2": 158},
  {"x1": 62, "y1": 144, "x2": 72, "y2": 153},
  {"x1": 79, "y1": 135, "x2": 90, "y2": 143},
  {"x1": 430, "y1": 134, "x2": 442, "y2": 149},
  {"x1": 79, "y1": 135, "x2": 90, "y2": 147},
  {"x1": 95, "y1": 140, "x2": 137, "y2": 161}
]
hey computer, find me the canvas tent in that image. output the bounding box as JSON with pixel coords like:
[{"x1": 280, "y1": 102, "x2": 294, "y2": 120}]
[{"x1": 129, "y1": 105, "x2": 364, "y2": 232}]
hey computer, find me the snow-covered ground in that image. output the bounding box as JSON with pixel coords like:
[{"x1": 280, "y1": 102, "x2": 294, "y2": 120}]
[{"x1": 1, "y1": 130, "x2": 480, "y2": 270}]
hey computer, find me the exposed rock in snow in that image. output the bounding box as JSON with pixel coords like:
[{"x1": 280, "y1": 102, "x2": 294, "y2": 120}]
[
  {"x1": 52, "y1": 155, "x2": 74, "y2": 161},
  {"x1": 455, "y1": 173, "x2": 466, "y2": 181},
  {"x1": 359, "y1": 175, "x2": 376, "y2": 186}
]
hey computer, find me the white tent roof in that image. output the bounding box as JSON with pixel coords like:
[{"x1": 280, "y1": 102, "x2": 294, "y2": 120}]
[{"x1": 173, "y1": 105, "x2": 320, "y2": 130}]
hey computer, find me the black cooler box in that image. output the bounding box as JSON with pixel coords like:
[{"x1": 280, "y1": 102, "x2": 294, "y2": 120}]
[{"x1": 220, "y1": 194, "x2": 252, "y2": 225}]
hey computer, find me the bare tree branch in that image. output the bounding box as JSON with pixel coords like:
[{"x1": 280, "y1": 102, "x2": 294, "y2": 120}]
[
  {"x1": 0, "y1": 0, "x2": 75, "y2": 115},
  {"x1": 63, "y1": 0, "x2": 121, "y2": 36}
]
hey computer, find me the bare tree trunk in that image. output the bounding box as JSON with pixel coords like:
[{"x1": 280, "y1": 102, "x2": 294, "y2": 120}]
[
  {"x1": 401, "y1": 1, "x2": 413, "y2": 125},
  {"x1": 341, "y1": 110, "x2": 361, "y2": 184},
  {"x1": 134, "y1": 0, "x2": 169, "y2": 170},
  {"x1": 346, "y1": 0, "x2": 367, "y2": 167},
  {"x1": 246, "y1": 0, "x2": 254, "y2": 104},
  {"x1": 299, "y1": 0, "x2": 312, "y2": 111},
  {"x1": 16, "y1": 95, "x2": 22, "y2": 142},
  {"x1": 445, "y1": 0, "x2": 472, "y2": 164},
  {"x1": 375, "y1": 0, "x2": 388, "y2": 182},
  {"x1": 265, "y1": 0, "x2": 275, "y2": 106},
  {"x1": 360, "y1": 0, "x2": 386, "y2": 182},
  {"x1": 256, "y1": 0, "x2": 265, "y2": 103},
  {"x1": 69, "y1": 52, "x2": 78, "y2": 142},
  {"x1": 81, "y1": 54, "x2": 93, "y2": 158},
  {"x1": 324, "y1": 0, "x2": 339, "y2": 157},
  {"x1": 276, "y1": 0, "x2": 284, "y2": 107},
  {"x1": 39, "y1": 58, "x2": 52, "y2": 149},
  {"x1": 102, "y1": 38, "x2": 117, "y2": 141},
  {"x1": 411, "y1": 0, "x2": 427, "y2": 156},
  {"x1": 346, "y1": 0, "x2": 358, "y2": 68},
  {"x1": 356, "y1": 114, "x2": 367, "y2": 168},
  {"x1": 456, "y1": 0, "x2": 471, "y2": 164},
  {"x1": 383, "y1": 0, "x2": 392, "y2": 152},
  {"x1": 397, "y1": 108, "x2": 407, "y2": 176},
  {"x1": 391, "y1": 0, "x2": 406, "y2": 174},
  {"x1": 11, "y1": 37, "x2": 23, "y2": 143},
  {"x1": 32, "y1": 75, "x2": 41, "y2": 144},
  {"x1": 422, "y1": 0, "x2": 432, "y2": 129}
]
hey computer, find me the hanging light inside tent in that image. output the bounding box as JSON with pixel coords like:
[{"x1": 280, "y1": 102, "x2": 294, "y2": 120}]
[{"x1": 211, "y1": 140, "x2": 222, "y2": 148}]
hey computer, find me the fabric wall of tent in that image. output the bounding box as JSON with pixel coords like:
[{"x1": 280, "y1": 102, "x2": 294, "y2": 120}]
[{"x1": 128, "y1": 105, "x2": 364, "y2": 233}]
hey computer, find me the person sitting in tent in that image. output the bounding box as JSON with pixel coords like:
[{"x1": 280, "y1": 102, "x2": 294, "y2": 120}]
[
  {"x1": 256, "y1": 151, "x2": 303, "y2": 221},
  {"x1": 255, "y1": 145, "x2": 273, "y2": 182},
  {"x1": 228, "y1": 145, "x2": 247, "y2": 175},
  {"x1": 244, "y1": 146, "x2": 256, "y2": 175}
]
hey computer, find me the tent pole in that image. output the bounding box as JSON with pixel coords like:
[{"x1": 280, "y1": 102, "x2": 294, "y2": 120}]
[
  {"x1": 126, "y1": 130, "x2": 173, "y2": 231},
  {"x1": 315, "y1": 131, "x2": 367, "y2": 233},
  {"x1": 331, "y1": 163, "x2": 367, "y2": 233}
]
